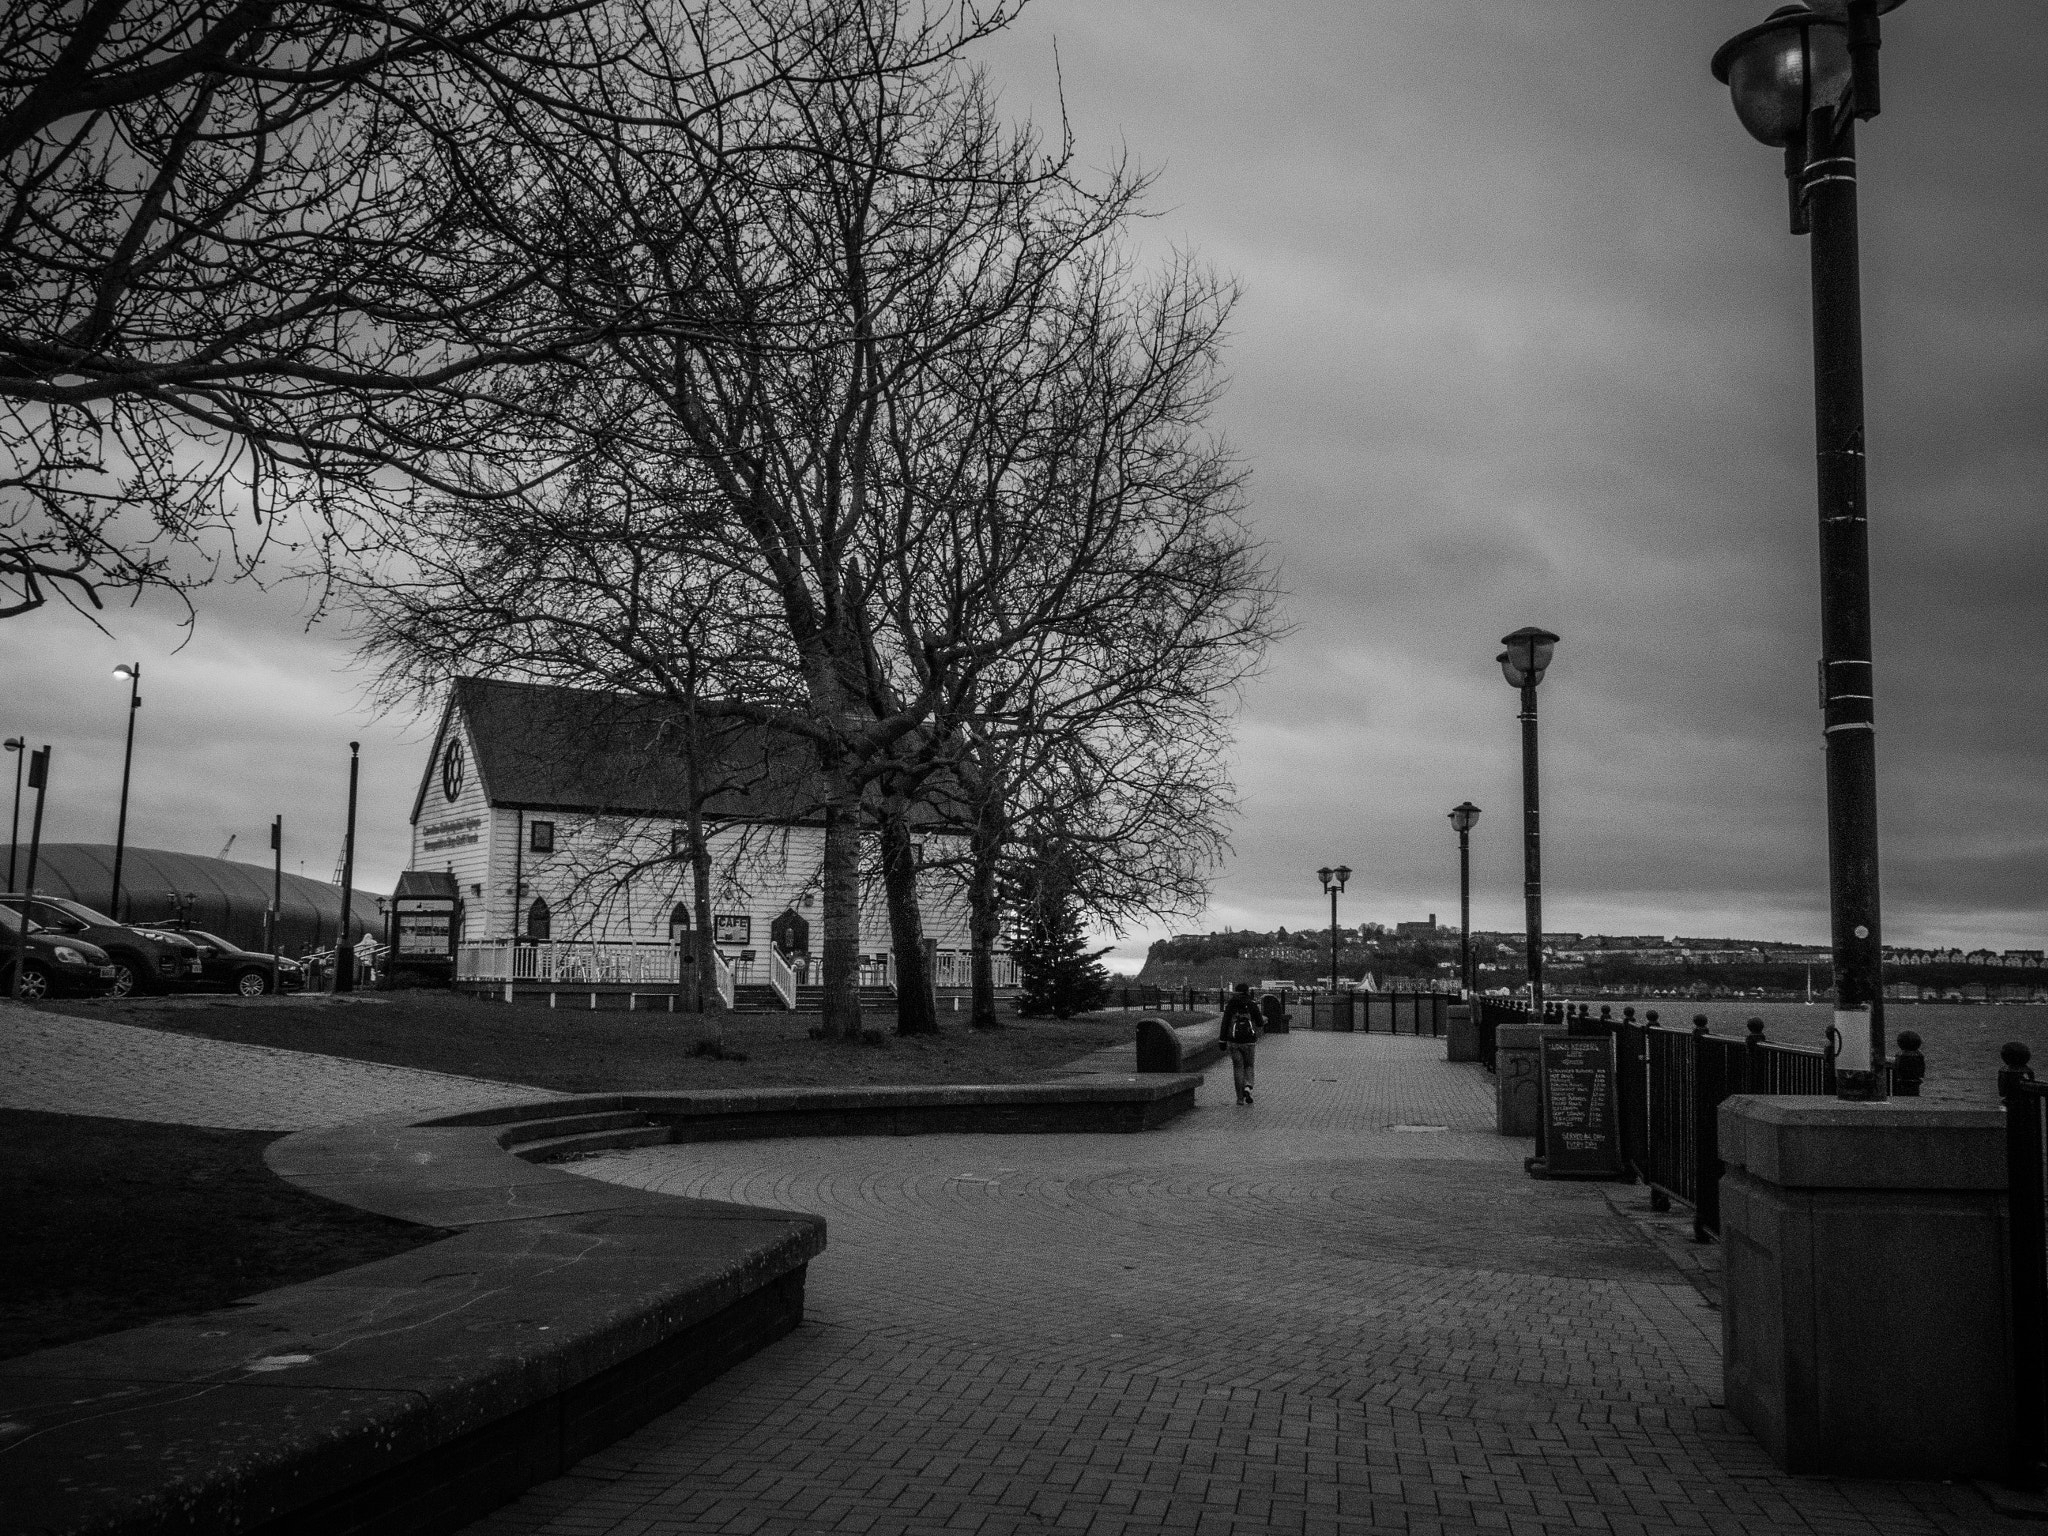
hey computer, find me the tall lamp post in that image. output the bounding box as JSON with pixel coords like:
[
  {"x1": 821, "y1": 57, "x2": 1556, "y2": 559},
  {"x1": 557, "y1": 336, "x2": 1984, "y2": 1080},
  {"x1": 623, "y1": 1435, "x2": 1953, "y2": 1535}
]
[
  {"x1": 5, "y1": 737, "x2": 24, "y2": 891},
  {"x1": 335, "y1": 742, "x2": 360, "y2": 993},
  {"x1": 1712, "y1": 0, "x2": 1902, "y2": 1101},
  {"x1": 1498, "y1": 628, "x2": 1559, "y2": 1016},
  {"x1": 1448, "y1": 803, "x2": 1481, "y2": 996},
  {"x1": 1316, "y1": 864, "x2": 1351, "y2": 998},
  {"x1": 108, "y1": 663, "x2": 141, "y2": 920}
]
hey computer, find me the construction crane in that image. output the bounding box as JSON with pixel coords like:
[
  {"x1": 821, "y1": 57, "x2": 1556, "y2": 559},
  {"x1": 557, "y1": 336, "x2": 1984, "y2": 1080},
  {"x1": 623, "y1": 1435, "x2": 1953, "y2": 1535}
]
[{"x1": 217, "y1": 833, "x2": 236, "y2": 860}]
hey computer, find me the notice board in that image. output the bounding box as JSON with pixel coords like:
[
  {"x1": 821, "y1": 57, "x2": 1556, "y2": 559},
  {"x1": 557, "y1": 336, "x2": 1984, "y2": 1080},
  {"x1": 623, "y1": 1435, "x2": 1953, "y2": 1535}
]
[
  {"x1": 1539, "y1": 1032, "x2": 1624, "y2": 1178},
  {"x1": 393, "y1": 896, "x2": 454, "y2": 960}
]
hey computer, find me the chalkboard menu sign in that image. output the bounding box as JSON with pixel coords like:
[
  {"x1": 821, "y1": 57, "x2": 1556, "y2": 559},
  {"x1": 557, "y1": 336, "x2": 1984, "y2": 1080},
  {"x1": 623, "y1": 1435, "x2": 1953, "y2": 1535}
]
[{"x1": 1540, "y1": 1033, "x2": 1624, "y2": 1178}]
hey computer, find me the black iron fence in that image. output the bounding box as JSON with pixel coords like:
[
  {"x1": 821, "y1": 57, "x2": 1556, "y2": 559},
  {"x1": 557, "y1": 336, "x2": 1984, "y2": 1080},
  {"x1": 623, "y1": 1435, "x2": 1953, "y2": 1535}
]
[
  {"x1": 2002, "y1": 1045, "x2": 2048, "y2": 1489},
  {"x1": 1613, "y1": 1014, "x2": 1834, "y2": 1238}
]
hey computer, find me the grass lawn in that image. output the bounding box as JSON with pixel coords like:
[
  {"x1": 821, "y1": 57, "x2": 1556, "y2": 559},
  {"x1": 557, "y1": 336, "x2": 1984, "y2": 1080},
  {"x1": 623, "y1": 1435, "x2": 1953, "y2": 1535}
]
[
  {"x1": 0, "y1": 1108, "x2": 445, "y2": 1362},
  {"x1": 35, "y1": 991, "x2": 1171, "y2": 1094}
]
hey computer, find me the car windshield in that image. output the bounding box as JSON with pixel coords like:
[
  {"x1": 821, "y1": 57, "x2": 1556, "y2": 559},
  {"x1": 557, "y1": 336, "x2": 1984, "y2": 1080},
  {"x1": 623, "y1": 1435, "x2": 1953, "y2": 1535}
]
[{"x1": 39, "y1": 897, "x2": 118, "y2": 927}]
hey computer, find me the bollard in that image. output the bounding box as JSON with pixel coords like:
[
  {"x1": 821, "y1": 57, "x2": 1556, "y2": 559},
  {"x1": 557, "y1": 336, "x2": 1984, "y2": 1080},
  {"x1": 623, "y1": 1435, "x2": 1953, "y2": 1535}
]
[
  {"x1": 2000, "y1": 1041, "x2": 2036, "y2": 1104},
  {"x1": 1893, "y1": 1030, "x2": 1925, "y2": 1096}
]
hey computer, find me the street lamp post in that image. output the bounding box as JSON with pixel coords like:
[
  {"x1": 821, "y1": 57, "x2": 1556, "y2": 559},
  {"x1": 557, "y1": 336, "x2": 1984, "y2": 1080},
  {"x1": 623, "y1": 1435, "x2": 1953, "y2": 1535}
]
[
  {"x1": 1448, "y1": 803, "x2": 1481, "y2": 996},
  {"x1": 336, "y1": 742, "x2": 360, "y2": 993},
  {"x1": 1498, "y1": 628, "x2": 1559, "y2": 1016},
  {"x1": 1316, "y1": 865, "x2": 1352, "y2": 1003},
  {"x1": 108, "y1": 663, "x2": 141, "y2": 920},
  {"x1": 5, "y1": 737, "x2": 24, "y2": 892},
  {"x1": 1712, "y1": 0, "x2": 1903, "y2": 1101}
]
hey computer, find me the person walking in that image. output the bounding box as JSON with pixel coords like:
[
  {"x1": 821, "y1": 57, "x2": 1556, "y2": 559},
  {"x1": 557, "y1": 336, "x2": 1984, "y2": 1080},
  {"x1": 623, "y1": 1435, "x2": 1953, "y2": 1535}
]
[{"x1": 1219, "y1": 981, "x2": 1261, "y2": 1105}]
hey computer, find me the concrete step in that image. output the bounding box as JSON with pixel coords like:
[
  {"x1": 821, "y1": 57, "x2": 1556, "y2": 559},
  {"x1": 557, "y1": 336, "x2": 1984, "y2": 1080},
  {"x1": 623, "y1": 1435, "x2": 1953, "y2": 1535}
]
[
  {"x1": 498, "y1": 1109, "x2": 657, "y2": 1148},
  {"x1": 501, "y1": 1109, "x2": 670, "y2": 1162}
]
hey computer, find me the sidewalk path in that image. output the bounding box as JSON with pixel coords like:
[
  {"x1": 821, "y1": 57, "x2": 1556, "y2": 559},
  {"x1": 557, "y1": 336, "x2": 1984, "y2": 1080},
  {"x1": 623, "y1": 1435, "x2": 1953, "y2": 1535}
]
[
  {"x1": 0, "y1": 1000, "x2": 553, "y2": 1130},
  {"x1": 470, "y1": 1033, "x2": 2007, "y2": 1536}
]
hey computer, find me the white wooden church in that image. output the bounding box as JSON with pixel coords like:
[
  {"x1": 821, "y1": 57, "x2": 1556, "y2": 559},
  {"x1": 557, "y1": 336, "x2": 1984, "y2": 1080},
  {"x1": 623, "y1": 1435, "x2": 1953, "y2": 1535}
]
[{"x1": 407, "y1": 677, "x2": 1011, "y2": 1004}]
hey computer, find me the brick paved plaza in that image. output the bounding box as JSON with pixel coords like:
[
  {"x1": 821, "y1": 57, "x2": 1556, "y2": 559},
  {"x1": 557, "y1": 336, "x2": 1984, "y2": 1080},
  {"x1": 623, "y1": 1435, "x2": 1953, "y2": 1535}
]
[
  {"x1": 467, "y1": 1033, "x2": 2011, "y2": 1536},
  {"x1": 5, "y1": 1004, "x2": 2018, "y2": 1534}
]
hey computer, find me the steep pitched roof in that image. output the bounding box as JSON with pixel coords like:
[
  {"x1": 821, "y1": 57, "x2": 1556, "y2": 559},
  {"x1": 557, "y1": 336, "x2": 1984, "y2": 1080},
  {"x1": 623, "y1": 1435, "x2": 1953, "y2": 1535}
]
[{"x1": 414, "y1": 677, "x2": 832, "y2": 823}]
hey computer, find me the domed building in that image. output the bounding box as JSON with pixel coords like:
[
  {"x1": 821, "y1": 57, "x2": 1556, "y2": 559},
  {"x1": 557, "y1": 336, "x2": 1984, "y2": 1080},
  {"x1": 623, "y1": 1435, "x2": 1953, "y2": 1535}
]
[{"x1": 14, "y1": 844, "x2": 383, "y2": 956}]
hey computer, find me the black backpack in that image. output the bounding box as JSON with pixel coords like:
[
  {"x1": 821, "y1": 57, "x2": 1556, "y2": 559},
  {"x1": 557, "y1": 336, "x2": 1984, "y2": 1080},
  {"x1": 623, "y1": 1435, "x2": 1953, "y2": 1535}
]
[{"x1": 1223, "y1": 996, "x2": 1258, "y2": 1044}]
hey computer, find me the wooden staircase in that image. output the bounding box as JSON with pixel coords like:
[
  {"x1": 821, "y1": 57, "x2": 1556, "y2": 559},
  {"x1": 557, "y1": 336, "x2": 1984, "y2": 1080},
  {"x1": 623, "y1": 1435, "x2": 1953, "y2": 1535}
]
[{"x1": 730, "y1": 982, "x2": 790, "y2": 1014}]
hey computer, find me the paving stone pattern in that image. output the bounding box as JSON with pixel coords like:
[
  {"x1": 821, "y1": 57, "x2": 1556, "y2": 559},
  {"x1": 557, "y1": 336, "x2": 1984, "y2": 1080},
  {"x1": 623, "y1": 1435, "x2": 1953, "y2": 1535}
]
[
  {"x1": 467, "y1": 1034, "x2": 2012, "y2": 1536},
  {"x1": 0, "y1": 1000, "x2": 553, "y2": 1129}
]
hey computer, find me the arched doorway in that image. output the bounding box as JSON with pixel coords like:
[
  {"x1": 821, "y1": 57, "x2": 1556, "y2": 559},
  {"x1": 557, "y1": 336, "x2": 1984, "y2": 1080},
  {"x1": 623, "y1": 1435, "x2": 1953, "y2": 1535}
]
[
  {"x1": 669, "y1": 902, "x2": 693, "y2": 944},
  {"x1": 770, "y1": 908, "x2": 810, "y2": 956},
  {"x1": 770, "y1": 908, "x2": 810, "y2": 983},
  {"x1": 526, "y1": 898, "x2": 551, "y2": 943}
]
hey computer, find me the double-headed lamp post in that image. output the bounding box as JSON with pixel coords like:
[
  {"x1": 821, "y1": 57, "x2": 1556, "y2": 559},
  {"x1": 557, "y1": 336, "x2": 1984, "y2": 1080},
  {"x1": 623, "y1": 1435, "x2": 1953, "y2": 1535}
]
[
  {"x1": 1712, "y1": 0, "x2": 1903, "y2": 1101},
  {"x1": 109, "y1": 663, "x2": 141, "y2": 920},
  {"x1": 1448, "y1": 803, "x2": 1481, "y2": 997},
  {"x1": 1316, "y1": 864, "x2": 1351, "y2": 997},
  {"x1": 1497, "y1": 628, "x2": 1559, "y2": 1016}
]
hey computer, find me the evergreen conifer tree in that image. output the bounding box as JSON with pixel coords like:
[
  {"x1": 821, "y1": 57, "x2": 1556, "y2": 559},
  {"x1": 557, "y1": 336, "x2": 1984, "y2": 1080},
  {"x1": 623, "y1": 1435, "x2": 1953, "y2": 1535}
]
[{"x1": 1008, "y1": 852, "x2": 1111, "y2": 1018}]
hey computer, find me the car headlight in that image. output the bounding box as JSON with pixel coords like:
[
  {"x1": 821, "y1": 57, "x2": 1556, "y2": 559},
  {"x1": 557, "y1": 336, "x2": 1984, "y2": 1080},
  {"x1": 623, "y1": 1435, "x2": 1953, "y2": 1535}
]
[{"x1": 53, "y1": 946, "x2": 85, "y2": 964}]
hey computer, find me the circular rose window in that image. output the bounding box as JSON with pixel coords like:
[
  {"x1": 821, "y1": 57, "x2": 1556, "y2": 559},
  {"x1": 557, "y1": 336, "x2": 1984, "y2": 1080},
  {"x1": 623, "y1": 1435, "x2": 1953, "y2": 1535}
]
[{"x1": 442, "y1": 739, "x2": 464, "y2": 802}]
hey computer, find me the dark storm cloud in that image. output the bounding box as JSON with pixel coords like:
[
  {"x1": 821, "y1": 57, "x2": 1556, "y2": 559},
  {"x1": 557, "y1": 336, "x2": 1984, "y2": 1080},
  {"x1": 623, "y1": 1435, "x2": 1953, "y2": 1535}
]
[
  {"x1": 977, "y1": 1, "x2": 2048, "y2": 962},
  {"x1": 4, "y1": 3, "x2": 2041, "y2": 964}
]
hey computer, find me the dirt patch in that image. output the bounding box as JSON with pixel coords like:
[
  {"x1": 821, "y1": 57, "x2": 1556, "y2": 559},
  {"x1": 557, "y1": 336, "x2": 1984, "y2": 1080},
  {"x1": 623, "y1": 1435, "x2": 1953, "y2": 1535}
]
[
  {"x1": 34, "y1": 992, "x2": 1165, "y2": 1094},
  {"x1": 0, "y1": 1108, "x2": 445, "y2": 1362}
]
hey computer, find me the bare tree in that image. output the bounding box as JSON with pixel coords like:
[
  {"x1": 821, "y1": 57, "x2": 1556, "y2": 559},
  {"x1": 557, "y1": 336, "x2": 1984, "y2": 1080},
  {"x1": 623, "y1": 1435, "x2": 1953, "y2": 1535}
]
[{"x1": 0, "y1": 0, "x2": 1013, "y2": 620}]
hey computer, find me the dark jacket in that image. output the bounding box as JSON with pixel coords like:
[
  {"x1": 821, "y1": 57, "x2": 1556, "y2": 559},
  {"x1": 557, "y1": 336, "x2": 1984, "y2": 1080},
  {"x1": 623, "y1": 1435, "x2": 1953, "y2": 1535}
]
[{"x1": 1219, "y1": 994, "x2": 1260, "y2": 1046}]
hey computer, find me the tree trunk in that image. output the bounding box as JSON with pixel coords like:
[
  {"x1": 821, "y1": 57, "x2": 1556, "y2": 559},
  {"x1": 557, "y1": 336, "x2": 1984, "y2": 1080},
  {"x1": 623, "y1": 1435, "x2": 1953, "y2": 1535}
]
[
  {"x1": 881, "y1": 803, "x2": 937, "y2": 1035},
  {"x1": 968, "y1": 806, "x2": 1003, "y2": 1029},
  {"x1": 818, "y1": 789, "x2": 864, "y2": 1039}
]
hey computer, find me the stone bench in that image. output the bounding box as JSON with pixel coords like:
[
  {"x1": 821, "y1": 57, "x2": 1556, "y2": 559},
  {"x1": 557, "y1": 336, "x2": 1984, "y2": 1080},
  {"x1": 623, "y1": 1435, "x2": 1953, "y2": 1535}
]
[
  {"x1": 0, "y1": 1072, "x2": 1203, "y2": 1536},
  {"x1": 1135, "y1": 1016, "x2": 1225, "y2": 1074}
]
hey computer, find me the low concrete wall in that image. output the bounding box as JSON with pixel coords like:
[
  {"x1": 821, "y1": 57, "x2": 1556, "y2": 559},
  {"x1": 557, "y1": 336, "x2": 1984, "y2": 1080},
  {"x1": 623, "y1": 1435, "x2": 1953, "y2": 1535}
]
[
  {"x1": 1719, "y1": 1096, "x2": 2011, "y2": 1479},
  {"x1": 0, "y1": 1073, "x2": 1202, "y2": 1536},
  {"x1": 1134, "y1": 1018, "x2": 1224, "y2": 1076}
]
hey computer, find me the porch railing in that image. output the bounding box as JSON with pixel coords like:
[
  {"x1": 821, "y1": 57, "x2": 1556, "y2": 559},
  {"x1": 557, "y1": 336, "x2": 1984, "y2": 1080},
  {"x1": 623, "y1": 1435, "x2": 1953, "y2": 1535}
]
[
  {"x1": 770, "y1": 946, "x2": 796, "y2": 1010},
  {"x1": 456, "y1": 940, "x2": 682, "y2": 985},
  {"x1": 711, "y1": 947, "x2": 735, "y2": 1010}
]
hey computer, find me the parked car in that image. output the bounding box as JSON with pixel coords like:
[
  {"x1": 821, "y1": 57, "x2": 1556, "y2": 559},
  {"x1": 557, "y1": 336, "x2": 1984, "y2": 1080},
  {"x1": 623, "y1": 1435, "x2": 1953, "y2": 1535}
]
[
  {"x1": 0, "y1": 903, "x2": 120, "y2": 1000},
  {"x1": 0, "y1": 895, "x2": 204, "y2": 997},
  {"x1": 159, "y1": 925, "x2": 306, "y2": 996}
]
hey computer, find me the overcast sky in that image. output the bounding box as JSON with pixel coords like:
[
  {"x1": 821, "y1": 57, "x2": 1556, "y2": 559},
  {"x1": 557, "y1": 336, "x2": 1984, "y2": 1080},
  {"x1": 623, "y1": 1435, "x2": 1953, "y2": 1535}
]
[{"x1": 4, "y1": 2, "x2": 2043, "y2": 972}]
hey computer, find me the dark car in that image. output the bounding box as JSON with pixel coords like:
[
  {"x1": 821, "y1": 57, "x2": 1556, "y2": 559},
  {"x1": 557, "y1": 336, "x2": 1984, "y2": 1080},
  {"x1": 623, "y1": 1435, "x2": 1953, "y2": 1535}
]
[
  {"x1": 0, "y1": 904, "x2": 120, "y2": 1000},
  {"x1": 160, "y1": 925, "x2": 306, "y2": 996},
  {"x1": 0, "y1": 895, "x2": 204, "y2": 998}
]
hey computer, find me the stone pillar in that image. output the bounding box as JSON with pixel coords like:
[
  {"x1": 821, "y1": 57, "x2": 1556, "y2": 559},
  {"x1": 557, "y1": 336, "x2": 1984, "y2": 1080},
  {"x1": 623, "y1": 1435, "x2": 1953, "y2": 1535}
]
[
  {"x1": 1494, "y1": 1022, "x2": 1543, "y2": 1136},
  {"x1": 1719, "y1": 1096, "x2": 2010, "y2": 1478},
  {"x1": 1445, "y1": 1002, "x2": 1479, "y2": 1063}
]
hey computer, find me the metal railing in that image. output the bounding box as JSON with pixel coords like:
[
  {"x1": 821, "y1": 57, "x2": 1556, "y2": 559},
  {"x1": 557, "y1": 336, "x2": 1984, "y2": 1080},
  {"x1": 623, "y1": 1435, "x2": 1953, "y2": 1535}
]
[
  {"x1": 1618, "y1": 1012, "x2": 1834, "y2": 1239},
  {"x1": 769, "y1": 947, "x2": 796, "y2": 1009}
]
